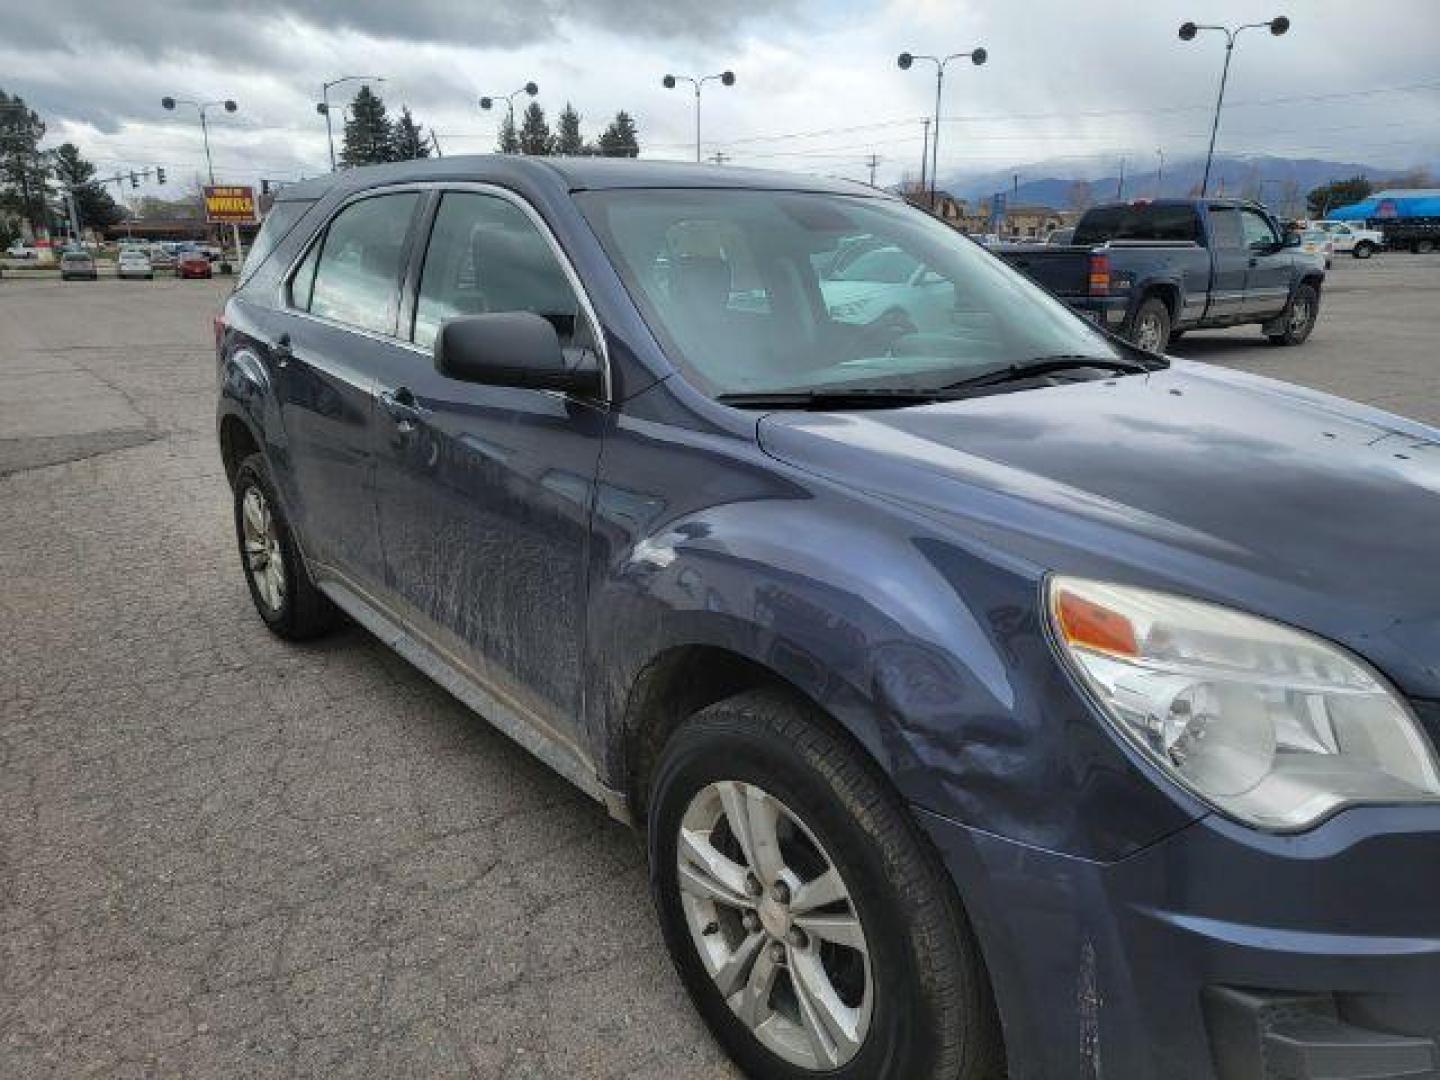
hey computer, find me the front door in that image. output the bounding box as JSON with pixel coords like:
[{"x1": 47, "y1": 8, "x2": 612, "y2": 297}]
[
  {"x1": 370, "y1": 189, "x2": 607, "y2": 736},
  {"x1": 1239, "y1": 207, "x2": 1293, "y2": 319},
  {"x1": 276, "y1": 190, "x2": 422, "y2": 587}
]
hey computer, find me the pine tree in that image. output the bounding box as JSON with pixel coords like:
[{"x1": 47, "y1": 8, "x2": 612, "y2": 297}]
[
  {"x1": 51, "y1": 143, "x2": 123, "y2": 233},
  {"x1": 339, "y1": 85, "x2": 392, "y2": 168},
  {"x1": 389, "y1": 107, "x2": 431, "y2": 161},
  {"x1": 553, "y1": 104, "x2": 584, "y2": 157},
  {"x1": 496, "y1": 111, "x2": 520, "y2": 154},
  {"x1": 597, "y1": 111, "x2": 640, "y2": 158},
  {"x1": 517, "y1": 102, "x2": 552, "y2": 156},
  {"x1": 0, "y1": 89, "x2": 51, "y2": 233}
]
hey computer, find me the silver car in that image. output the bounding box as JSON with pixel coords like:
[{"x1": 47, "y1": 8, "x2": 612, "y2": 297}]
[
  {"x1": 117, "y1": 249, "x2": 154, "y2": 280},
  {"x1": 60, "y1": 250, "x2": 98, "y2": 281}
]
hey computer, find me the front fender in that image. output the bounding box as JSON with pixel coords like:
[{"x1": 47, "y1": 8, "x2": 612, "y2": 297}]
[{"x1": 586, "y1": 399, "x2": 1198, "y2": 864}]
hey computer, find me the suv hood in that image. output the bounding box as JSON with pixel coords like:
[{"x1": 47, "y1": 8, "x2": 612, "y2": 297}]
[{"x1": 757, "y1": 360, "x2": 1440, "y2": 696}]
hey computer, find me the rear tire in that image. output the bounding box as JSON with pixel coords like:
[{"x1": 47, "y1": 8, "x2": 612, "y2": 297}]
[
  {"x1": 232, "y1": 453, "x2": 336, "y2": 640},
  {"x1": 1353, "y1": 241, "x2": 1374, "y2": 259},
  {"x1": 1416, "y1": 239, "x2": 1436, "y2": 255},
  {"x1": 1126, "y1": 296, "x2": 1171, "y2": 354},
  {"x1": 648, "y1": 689, "x2": 1004, "y2": 1080},
  {"x1": 1267, "y1": 282, "x2": 1320, "y2": 346}
]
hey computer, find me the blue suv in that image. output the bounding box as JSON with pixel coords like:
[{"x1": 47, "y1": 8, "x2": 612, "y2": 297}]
[{"x1": 217, "y1": 157, "x2": 1440, "y2": 1080}]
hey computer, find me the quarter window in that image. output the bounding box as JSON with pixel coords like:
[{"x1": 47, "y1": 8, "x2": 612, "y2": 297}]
[
  {"x1": 299, "y1": 192, "x2": 420, "y2": 335},
  {"x1": 412, "y1": 192, "x2": 583, "y2": 350}
]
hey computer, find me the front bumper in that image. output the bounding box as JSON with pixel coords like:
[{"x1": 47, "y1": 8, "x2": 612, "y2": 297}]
[{"x1": 917, "y1": 803, "x2": 1440, "y2": 1079}]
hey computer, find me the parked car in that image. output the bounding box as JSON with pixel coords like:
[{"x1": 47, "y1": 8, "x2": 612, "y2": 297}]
[
  {"x1": 818, "y1": 244, "x2": 961, "y2": 337},
  {"x1": 59, "y1": 249, "x2": 97, "y2": 280},
  {"x1": 116, "y1": 249, "x2": 154, "y2": 280},
  {"x1": 1045, "y1": 226, "x2": 1075, "y2": 245},
  {"x1": 5, "y1": 243, "x2": 39, "y2": 260},
  {"x1": 1314, "y1": 219, "x2": 1383, "y2": 259},
  {"x1": 1299, "y1": 228, "x2": 1335, "y2": 268},
  {"x1": 177, "y1": 251, "x2": 213, "y2": 279},
  {"x1": 146, "y1": 246, "x2": 176, "y2": 272},
  {"x1": 995, "y1": 198, "x2": 1325, "y2": 351},
  {"x1": 217, "y1": 158, "x2": 1440, "y2": 1080}
]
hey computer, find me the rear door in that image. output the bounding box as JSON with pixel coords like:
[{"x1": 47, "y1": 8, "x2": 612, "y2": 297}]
[
  {"x1": 276, "y1": 189, "x2": 423, "y2": 588},
  {"x1": 369, "y1": 187, "x2": 608, "y2": 738},
  {"x1": 1203, "y1": 204, "x2": 1248, "y2": 321},
  {"x1": 1238, "y1": 207, "x2": 1292, "y2": 318}
]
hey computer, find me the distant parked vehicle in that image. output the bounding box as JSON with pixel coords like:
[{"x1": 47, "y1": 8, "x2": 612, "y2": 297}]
[
  {"x1": 1382, "y1": 218, "x2": 1440, "y2": 254},
  {"x1": 1299, "y1": 229, "x2": 1335, "y2": 269},
  {"x1": 60, "y1": 249, "x2": 98, "y2": 281},
  {"x1": 1046, "y1": 226, "x2": 1075, "y2": 245},
  {"x1": 995, "y1": 198, "x2": 1325, "y2": 351},
  {"x1": 177, "y1": 252, "x2": 213, "y2": 279},
  {"x1": 818, "y1": 245, "x2": 961, "y2": 338},
  {"x1": 5, "y1": 243, "x2": 39, "y2": 260},
  {"x1": 147, "y1": 246, "x2": 177, "y2": 271},
  {"x1": 117, "y1": 249, "x2": 155, "y2": 280},
  {"x1": 1314, "y1": 220, "x2": 1383, "y2": 259}
]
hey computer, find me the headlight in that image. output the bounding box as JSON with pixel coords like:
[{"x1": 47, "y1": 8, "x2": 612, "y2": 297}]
[{"x1": 1047, "y1": 576, "x2": 1440, "y2": 830}]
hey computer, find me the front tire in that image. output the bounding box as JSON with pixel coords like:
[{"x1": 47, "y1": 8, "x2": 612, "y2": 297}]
[
  {"x1": 232, "y1": 453, "x2": 336, "y2": 640},
  {"x1": 648, "y1": 689, "x2": 1003, "y2": 1080},
  {"x1": 1267, "y1": 282, "x2": 1320, "y2": 346}
]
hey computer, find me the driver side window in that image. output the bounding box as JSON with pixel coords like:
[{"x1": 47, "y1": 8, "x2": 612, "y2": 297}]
[{"x1": 1240, "y1": 209, "x2": 1279, "y2": 251}]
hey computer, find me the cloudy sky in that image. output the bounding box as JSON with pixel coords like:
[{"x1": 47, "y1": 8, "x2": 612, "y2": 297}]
[{"x1": 3, "y1": 0, "x2": 1437, "y2": 198}]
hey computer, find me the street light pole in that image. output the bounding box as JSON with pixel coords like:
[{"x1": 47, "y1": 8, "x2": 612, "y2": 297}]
[
  {"x1": 318, "y1": 76, "x2": 385, "y2": 171},
  {"x1": 479, "y1": 83, "x2": 540, "y2": 150},
  {"x1": 161, "y1": 96, "x2": 237, "y2": 185},
  {"x1": 662, "y1": 71, "x2": 736, "y2": 163},
  {"x1": 1155, "y1": 147, "x2": 1165, "y2": 196},
  {"x1": 897, "y1": 47, "x2": 987, "y2": 210},
  {"x1": 1179, "y1": 16, "x2": 1290, "y2": 196}
]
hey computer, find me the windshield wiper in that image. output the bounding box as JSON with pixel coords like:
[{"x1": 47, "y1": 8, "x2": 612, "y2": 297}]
[
  {"x1": 717, "y1": 387, "x2": 960, "y2": 410},
  {"x1": 942, "y1": 354, "x2": 1155, "y2": 391}
]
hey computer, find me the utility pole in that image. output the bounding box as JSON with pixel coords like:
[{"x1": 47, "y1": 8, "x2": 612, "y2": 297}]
[
  {"x1": 918, "y1": 118, "x2": 931, "y2": 199},
  {"x1": 1117, "y1": 157, "x2": 1126, "y2": 199},
  {"x1": 1155, "y1": 148, "x2": 1165, "y2": 196},
  {"x1": 866, "y1": 154, "x2": 880, "y2": 186}
]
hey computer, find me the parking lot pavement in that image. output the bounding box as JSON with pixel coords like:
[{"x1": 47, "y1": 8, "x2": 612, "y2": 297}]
[{"x1": 0, "y1": 254, "x2": 1436, "y2": 1078}]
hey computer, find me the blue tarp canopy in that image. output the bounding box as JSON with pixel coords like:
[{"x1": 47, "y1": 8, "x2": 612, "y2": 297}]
[{"x1": 1330, "y1": 190, "x2": 1440, "y2": 220}]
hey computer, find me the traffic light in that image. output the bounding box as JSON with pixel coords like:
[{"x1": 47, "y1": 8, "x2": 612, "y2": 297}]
[{"x1": 156, "y1": 166, "x2": 166, "y2": 184}]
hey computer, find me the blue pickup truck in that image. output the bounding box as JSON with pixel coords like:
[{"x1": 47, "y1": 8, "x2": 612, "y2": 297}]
[{"x1": 997, "y1": 198, "x2": 1326, "y2": 351}]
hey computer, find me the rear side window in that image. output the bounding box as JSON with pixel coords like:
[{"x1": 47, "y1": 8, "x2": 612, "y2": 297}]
[
  {"x1": 1073, "y1": 204, "x2": 1199, "y2": 244},
  {"x1": 298, "y1": 192, "x2": 420, "y2": 335},
  {"x1": 1207, "y1": 206, "x2": 1244, "y2": 250},
  {"x1": 411, "y1": 192, "x2": 582, "y2": 349}
]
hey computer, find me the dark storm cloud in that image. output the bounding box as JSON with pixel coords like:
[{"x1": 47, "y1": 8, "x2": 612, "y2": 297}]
[{"x1": 2, "y1": 0, "x2": 794, "y2": 63}]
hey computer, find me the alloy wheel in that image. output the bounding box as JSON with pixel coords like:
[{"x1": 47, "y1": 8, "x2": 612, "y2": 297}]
[
  {"x1": 241, "y1": 486, "x2": 286, "y2": 612},
  {"x1": 677, "y1": 781, "x2": 873, "y2": 1070},
  {"x1": 1135, "y1": 311, "x2": 1165, "y2": 353},
  {"x1": 1288, "y1": 296, "x2": 1313, "y2": 335}
]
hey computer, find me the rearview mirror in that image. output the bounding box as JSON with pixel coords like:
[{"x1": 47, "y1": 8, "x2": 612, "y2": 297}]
[{"x1": 434, "y1": 313, "x2": 603, "y2": 398}]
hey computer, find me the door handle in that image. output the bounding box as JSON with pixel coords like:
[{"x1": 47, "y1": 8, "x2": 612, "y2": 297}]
[
  {"x1": 273, "y1": 333, "x2": 293, "y2": 369},
  {"x1": 379, "y1": 386, "x2": 428, "y2": 433}
]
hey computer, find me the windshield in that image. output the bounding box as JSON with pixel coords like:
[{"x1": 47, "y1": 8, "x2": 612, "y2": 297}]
[{"x1": 577, "y1": 189, "x2": 1123, "y2": 397}]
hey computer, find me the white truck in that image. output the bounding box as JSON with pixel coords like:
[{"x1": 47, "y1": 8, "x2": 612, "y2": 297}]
[{"x1": 1314, "y1": 220, "x2": 1384, "y2": 259}]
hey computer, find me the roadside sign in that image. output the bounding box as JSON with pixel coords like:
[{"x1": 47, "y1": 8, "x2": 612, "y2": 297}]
[{"x1": 203, "y1": 185, "x2": 257, "y2": 224}]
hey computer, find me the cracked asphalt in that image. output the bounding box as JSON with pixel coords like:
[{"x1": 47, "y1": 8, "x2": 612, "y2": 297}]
[
  {"x1": 0, "y1": 276, "x2": 735, "y2": 1078},
  {"x1": 2, "y1": 255, "x2": 1437, "y2": 1078}
]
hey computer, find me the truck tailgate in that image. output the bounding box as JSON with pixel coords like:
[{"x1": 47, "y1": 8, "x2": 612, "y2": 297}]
[{"x1": 994, "y1": 244, "x2": 1092, "y2": 295}]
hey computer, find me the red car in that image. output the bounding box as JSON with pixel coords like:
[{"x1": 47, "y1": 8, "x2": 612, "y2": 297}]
[{"x1": 177, "y1": 252, "x2": 213, "y2": 279}]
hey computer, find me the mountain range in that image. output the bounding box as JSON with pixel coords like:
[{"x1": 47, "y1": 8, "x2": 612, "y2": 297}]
[{"x1": 939, "y1": 154, "x2": 1440, "y2": 212}]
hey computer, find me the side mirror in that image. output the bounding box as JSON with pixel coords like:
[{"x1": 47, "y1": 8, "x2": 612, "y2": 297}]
[{"x1": 435, "y1": 312, "x2": 603, "y2": 397}]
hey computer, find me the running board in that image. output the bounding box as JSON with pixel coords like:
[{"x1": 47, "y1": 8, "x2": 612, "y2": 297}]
[{"x1": 315, "y1": 575, "x2": 632, "y2": 826}]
